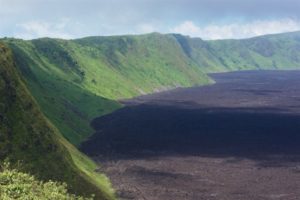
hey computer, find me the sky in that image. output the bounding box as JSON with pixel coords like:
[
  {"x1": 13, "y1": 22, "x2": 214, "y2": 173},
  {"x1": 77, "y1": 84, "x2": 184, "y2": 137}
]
[{"x1": 1, "y1": 0, "x2": 300, "y2": 40}]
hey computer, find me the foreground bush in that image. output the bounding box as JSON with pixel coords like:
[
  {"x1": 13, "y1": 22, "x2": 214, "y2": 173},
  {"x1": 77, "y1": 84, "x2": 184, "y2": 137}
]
[{"x1": 0, "y1": 163, "x2": 93, "y2": 200}]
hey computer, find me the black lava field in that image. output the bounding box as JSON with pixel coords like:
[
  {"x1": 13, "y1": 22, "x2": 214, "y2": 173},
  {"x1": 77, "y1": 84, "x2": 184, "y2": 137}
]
[{"x1": 81, "y1": 71, "x2": 300, "y2": 200}]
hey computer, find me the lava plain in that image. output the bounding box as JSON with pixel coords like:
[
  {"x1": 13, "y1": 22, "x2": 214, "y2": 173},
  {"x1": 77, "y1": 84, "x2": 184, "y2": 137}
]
[{"x1": 81, "y1": 71, "x2": 300, "y2": 200}]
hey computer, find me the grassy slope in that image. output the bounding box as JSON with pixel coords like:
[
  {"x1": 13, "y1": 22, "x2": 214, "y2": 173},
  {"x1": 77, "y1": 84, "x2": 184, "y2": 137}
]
[
  {"x1": 173, "y1": 31, "x2": 300, "y2": 73},
  {"x1": 73, "y1": 33, "x2": 211, "y2": 98},
  {"x1": 3, "y1": 32, "x2": 300, "y2": 145},
  {"x1": 3, "y1": 39, "x2": 122, "y2": 145},
  {"x1": 0, "y1": 43, "x2": 115, "y2": 200},
  {"x1": 2, "y1": 33, "x2": 212, "y2": 145}
]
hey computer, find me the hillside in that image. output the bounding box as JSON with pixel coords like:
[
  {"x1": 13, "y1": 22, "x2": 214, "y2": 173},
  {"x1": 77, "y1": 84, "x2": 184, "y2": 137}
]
[
  {"x1": 3, "y1": 39, "x2": 123, "y2": 145},
  {"x1": 173, "y1": 31, "x2": 300, "y2": 72},
  {"x1": 0, "y1": 43, "x2": 115, "y2": 199},
  {"x1": 4, "y1": 32, "x2": 300, "y2": 144},
  {"x1": 3, "y1": 32, "x2": 300, "y2": 145},
  {"x1": 1, "y1": 31, "x2": 300, "y2": 199},
  {"x1": 2, "y1": 33, "x2": 211, "y2": 145}
]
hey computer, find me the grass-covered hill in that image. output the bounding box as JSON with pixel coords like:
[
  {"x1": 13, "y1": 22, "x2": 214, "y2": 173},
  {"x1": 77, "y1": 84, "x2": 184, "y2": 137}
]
[
  {"x1": 1, "y1": 31, "x2": 300, "y2": 199},
  {"x1": 2, "y1": 33, "x2": 212, "y2": 145},
  {"x1": 4, "y1": 31, "x2": 300, "y2": 145},
  {"x1": 0, "y1": 43, "x2": 115, "y2": 199},
  {"x1": 173, "y1": 31, "x2": 300, "y2": 72},
  {"x1": 3, "y1": 31, "x2": 300, "y2": 145}
]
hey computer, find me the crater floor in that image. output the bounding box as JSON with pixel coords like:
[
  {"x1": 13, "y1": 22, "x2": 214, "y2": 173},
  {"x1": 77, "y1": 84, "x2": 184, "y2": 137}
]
[{"x1": 82, "y1": 71, "x2": 300, "y2": 200}]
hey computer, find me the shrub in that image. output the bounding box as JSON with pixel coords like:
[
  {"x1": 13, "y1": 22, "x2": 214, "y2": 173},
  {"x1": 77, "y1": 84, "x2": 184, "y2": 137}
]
[{"x1": 0, "y1": 163, "x2": 93, "y2": 200}]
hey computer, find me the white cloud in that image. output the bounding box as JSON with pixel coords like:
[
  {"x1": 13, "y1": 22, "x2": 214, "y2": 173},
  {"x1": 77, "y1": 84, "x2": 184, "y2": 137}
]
[
  {"x1": 171, "y1": 19, "x2": 300, "y2": 40},
  {"x1": 11, "y1": 18, "x2": 300, "y2": 40},
  {"x1": 15, "y1": 19, "x2": 73, "y2": 39}
]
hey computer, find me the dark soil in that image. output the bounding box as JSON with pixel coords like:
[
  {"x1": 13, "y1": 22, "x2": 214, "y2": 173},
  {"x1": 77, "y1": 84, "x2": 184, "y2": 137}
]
[{"x1": 81, "y1": 71, "x2": 300, "y2": 200}]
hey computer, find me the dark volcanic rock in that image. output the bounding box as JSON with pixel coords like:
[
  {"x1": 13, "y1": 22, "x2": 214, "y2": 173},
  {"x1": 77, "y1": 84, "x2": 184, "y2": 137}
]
[{"x1": 81, "y1": 71, "x2": 300, "y2": 200}]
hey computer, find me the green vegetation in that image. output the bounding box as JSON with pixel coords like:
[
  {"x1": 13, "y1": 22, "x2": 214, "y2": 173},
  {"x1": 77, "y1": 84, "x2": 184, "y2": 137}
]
[
  {"x1": 2, "y1": 33, "x2": 211, "y2": 145},
  {"x1": 172, "y1": 31, "x2": 300, "y2": 73},
  {"x1": 0, "y1": 163, "x2": 93, "y2": 200},
  {"x1": 0, "y1": 43, "x2": 115, "y2": 199},
  {"x1": 3, "y1": 39, "x2": 122, "y2": 145},
  {"x1": 2, "y1": 31, "x2": 300, "y2": 199},
  {"x1": 3, "y1": 32, "x2": 300, "y2": 144}
]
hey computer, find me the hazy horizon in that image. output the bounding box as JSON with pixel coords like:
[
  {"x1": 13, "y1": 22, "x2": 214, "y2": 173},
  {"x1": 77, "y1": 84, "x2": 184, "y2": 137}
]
[
  {"x1": 3, "y1": 29, "x2": 300, "y2": 41},
  {"x1": 1, "y1": 0, "x2": 300, "y2": 40}
]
